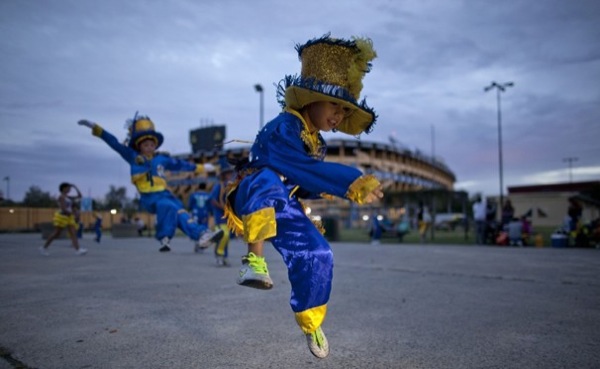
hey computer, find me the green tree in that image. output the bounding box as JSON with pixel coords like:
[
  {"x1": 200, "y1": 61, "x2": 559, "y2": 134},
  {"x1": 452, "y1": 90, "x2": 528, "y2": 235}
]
[
  {"x1": 22, "y1": 186, "x2": 56, "y2": 208},
  {"x1": 103, "y1": 185, "x2": 128, "y2": 210}
]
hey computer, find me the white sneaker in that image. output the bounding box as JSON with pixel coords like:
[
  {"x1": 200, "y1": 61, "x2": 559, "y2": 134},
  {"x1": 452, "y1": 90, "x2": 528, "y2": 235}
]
[
  {"x1": 306, "y1": 326, "x2": 329, "y2": 358},
  {"x1": 75, "y1": 248, "x2": 88, "y2": 256},
  {"x1": 159, "y1": 237, "x2": 171, "y2": 252},
  {"x1": 39, "y1": 247, "x2": 50, "y2": 256},
  {"x1": 236, "y1": 252, "x2": 273, "y2": 289},
  {"x1": 196, "y1": 229, "x2": 224, "y2": 250}
]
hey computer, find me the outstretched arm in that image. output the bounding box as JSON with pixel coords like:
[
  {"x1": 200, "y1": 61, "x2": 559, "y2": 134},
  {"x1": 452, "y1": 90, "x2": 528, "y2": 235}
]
[
  {"x1": 164, "y1": 157, "x2": 217, "y2": 175},
  {"x1": 78, "y1": 120, "x2": 96, "y2": 129},
  {"x1": 78, "y1": 119, "x2": 137, "y2": 163},
  {"x1": 266, "y1": 118, "x2": 383, "y2": 204}
]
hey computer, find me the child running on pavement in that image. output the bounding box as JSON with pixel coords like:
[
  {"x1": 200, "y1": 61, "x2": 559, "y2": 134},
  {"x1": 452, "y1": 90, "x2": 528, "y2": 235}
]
[
  {"x1": 40, "y1": 182, "x2": 88, "y2": 256},
  {"x1": 224, "y1": 34, "x2": 383, "y2": 358}
]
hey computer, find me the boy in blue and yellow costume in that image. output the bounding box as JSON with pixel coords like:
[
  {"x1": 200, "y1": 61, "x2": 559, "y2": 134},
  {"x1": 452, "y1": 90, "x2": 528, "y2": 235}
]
[
  {"x1": 224, "y1": 34, "x2": 383, "y2": 358},
  {"x1": 77, "y1": 114, "x2": 223, "y2": 252}
]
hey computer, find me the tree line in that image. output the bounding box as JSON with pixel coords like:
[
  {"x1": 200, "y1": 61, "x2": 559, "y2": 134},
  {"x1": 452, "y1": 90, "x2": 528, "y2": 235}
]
[{"x1": 0, "y1": 185, "x2": 137, "y2": 213}]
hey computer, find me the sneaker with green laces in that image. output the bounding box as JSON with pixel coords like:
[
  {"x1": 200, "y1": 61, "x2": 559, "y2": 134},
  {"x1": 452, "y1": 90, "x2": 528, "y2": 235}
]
[
  {"x1": 236, "y1": 252, "x2": 273, "y2": 290},
  {"x1": 306, "y1": 326, "x2": 329, "y2": 358}
]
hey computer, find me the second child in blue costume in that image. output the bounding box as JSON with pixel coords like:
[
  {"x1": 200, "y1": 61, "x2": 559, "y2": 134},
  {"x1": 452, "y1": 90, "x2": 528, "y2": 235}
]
[
  {"x1": 188, "y1": 183, "x2": 211, "y2": 230},
  {"x1": 77, "y1": 114, "x2": 223, "y2": 252},
  {"x1": 224, "y1": 34, "x2": 383, "y2": 358}
]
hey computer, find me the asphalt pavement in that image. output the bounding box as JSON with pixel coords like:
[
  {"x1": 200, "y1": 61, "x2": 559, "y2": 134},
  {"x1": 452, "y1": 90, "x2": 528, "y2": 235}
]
[{"x1": 0, "y1": 233, "x2": 599, "y2": 369}]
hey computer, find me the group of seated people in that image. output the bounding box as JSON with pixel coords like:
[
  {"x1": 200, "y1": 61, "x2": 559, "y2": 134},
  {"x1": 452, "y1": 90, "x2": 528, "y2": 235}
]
[{"x1": 495, "y1": 216, "x2": 532, "y2": 247}]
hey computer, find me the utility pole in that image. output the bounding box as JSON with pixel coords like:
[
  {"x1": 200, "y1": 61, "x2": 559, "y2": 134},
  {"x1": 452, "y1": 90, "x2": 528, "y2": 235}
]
[
  {"x1": 484, "y1": 81, "x2": 514, "y2": 209},
  {"x1": 563, "y1": 157, "x2": 578, "y2": 183},
  {"x1": 2, "y1": 176, "x2": 9, "y2": 201},
  {"x1": 431, "y1": 124, "x2": 435, "y2": 161}
]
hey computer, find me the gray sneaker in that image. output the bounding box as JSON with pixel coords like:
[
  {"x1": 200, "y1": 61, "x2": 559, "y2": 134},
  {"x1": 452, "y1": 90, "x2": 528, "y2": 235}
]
[
  {"x1": 306, "y1": 326, "x2": 329, "y2": 358},
  {"x1": 236, "y1": 252, "x2": 273, "y2": 289},
  {"x1": 75, "y1": 248, "x2": 88, "y2": 256},
  {"x1": 39, "y1": 247, "x2": 50, "y2": 256},
  {"x1": 196, "y1": 229, "x2": 225, "y2": 250}
]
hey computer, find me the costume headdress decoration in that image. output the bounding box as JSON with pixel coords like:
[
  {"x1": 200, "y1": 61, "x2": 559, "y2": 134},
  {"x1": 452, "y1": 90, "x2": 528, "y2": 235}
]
[
  {"x1": 276, "y1": 33, "x2": 378, "y2": 136},
  {"x1": 125, "y1": 111, "x2": 164, "y2": 150}
]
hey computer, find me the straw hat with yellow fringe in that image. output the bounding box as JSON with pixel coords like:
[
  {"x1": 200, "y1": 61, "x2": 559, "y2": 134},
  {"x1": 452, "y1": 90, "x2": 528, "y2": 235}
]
[
  {"x1": 276, "y1": 33, "x2": 378, "y2": 136},
  {"x1": 125, "y1": 111, "x2": 164, "y2": 150}
]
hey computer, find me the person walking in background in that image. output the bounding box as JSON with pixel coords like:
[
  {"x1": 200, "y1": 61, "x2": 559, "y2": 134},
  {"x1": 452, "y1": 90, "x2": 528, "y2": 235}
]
[
  {"x1": 224, "y1": 34, "x2": 382, "y2": 358},
  {"x1": 77, "y1": 113, "x2": 223, "y2": 253},
  {"x1": 40, "y1": 183, "x2": 87, "y2": 256},
  {"x1": 188, "y1": 183, "x2": 212, "y2": 232},
  {"x1": 417, "y1": 203, "x2": 431, "y2": 243},
  {"x1": 473, "y1": 195, "x2": 487, "y2": 245},
  {"x1": 567, "y1": 197, "x2": 583, "y2": 236},
  {"x1": 485, "y1": 199, "x2": 498, "y2": 244},
  {"x1": 501, "y1": 199, "x2": 515, "y2": 228},
  {"x1": 93, "y1": 213, "x2": 103, "y2": 243},
  {"x1": 370, "y1": 213, "x2": 383, "y2": 245},
  {"x1": 209, "y1": 161, "x2": 234, "y2": 266}
]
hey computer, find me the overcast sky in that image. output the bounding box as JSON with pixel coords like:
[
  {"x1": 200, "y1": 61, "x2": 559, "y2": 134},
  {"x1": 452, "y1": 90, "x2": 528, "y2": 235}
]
[{"x1": 1, "y1": 0, "x2": 599, "y2": 203}]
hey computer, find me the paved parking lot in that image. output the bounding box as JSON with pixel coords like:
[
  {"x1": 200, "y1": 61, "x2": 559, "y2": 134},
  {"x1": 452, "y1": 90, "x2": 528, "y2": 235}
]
[{"x1": 0, "y1": 233, "x2": 599, "y2": 369}]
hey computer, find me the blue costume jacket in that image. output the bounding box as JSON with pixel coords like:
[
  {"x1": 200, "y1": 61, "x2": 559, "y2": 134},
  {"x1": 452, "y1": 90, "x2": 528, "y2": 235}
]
[{"x1": 225, "y1": 109, "x2": 380, "y2": 333}]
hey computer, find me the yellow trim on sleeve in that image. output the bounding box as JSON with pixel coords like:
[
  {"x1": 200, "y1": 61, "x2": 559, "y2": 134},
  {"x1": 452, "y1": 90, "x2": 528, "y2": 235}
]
[
  {"x1": 92, "y1": 125, "x2": 103, "y2": 137},
  {"x1": 295, "y1": 304, "x2": 327, "y2": 334},
  {"x1": 345, "y1": 174, "x2": 380, "y2": 204},
  {"x1": 242, "y1": 207, "x2": 277, "y2": 243}
]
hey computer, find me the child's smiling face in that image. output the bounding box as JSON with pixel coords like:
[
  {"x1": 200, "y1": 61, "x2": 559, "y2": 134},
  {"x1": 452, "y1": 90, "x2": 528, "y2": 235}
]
[
  {"x1": 304, "y1": 101, "x2": 353, "y2": 132},
  {"x1": 138, "y1": 139, "x2": 157, "y2": 156}
]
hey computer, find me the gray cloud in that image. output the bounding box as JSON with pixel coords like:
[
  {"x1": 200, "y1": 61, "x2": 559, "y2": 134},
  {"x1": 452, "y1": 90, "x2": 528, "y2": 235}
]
[{"x1": 1, "y1": 0, "x2": 599, "y2": 201}]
